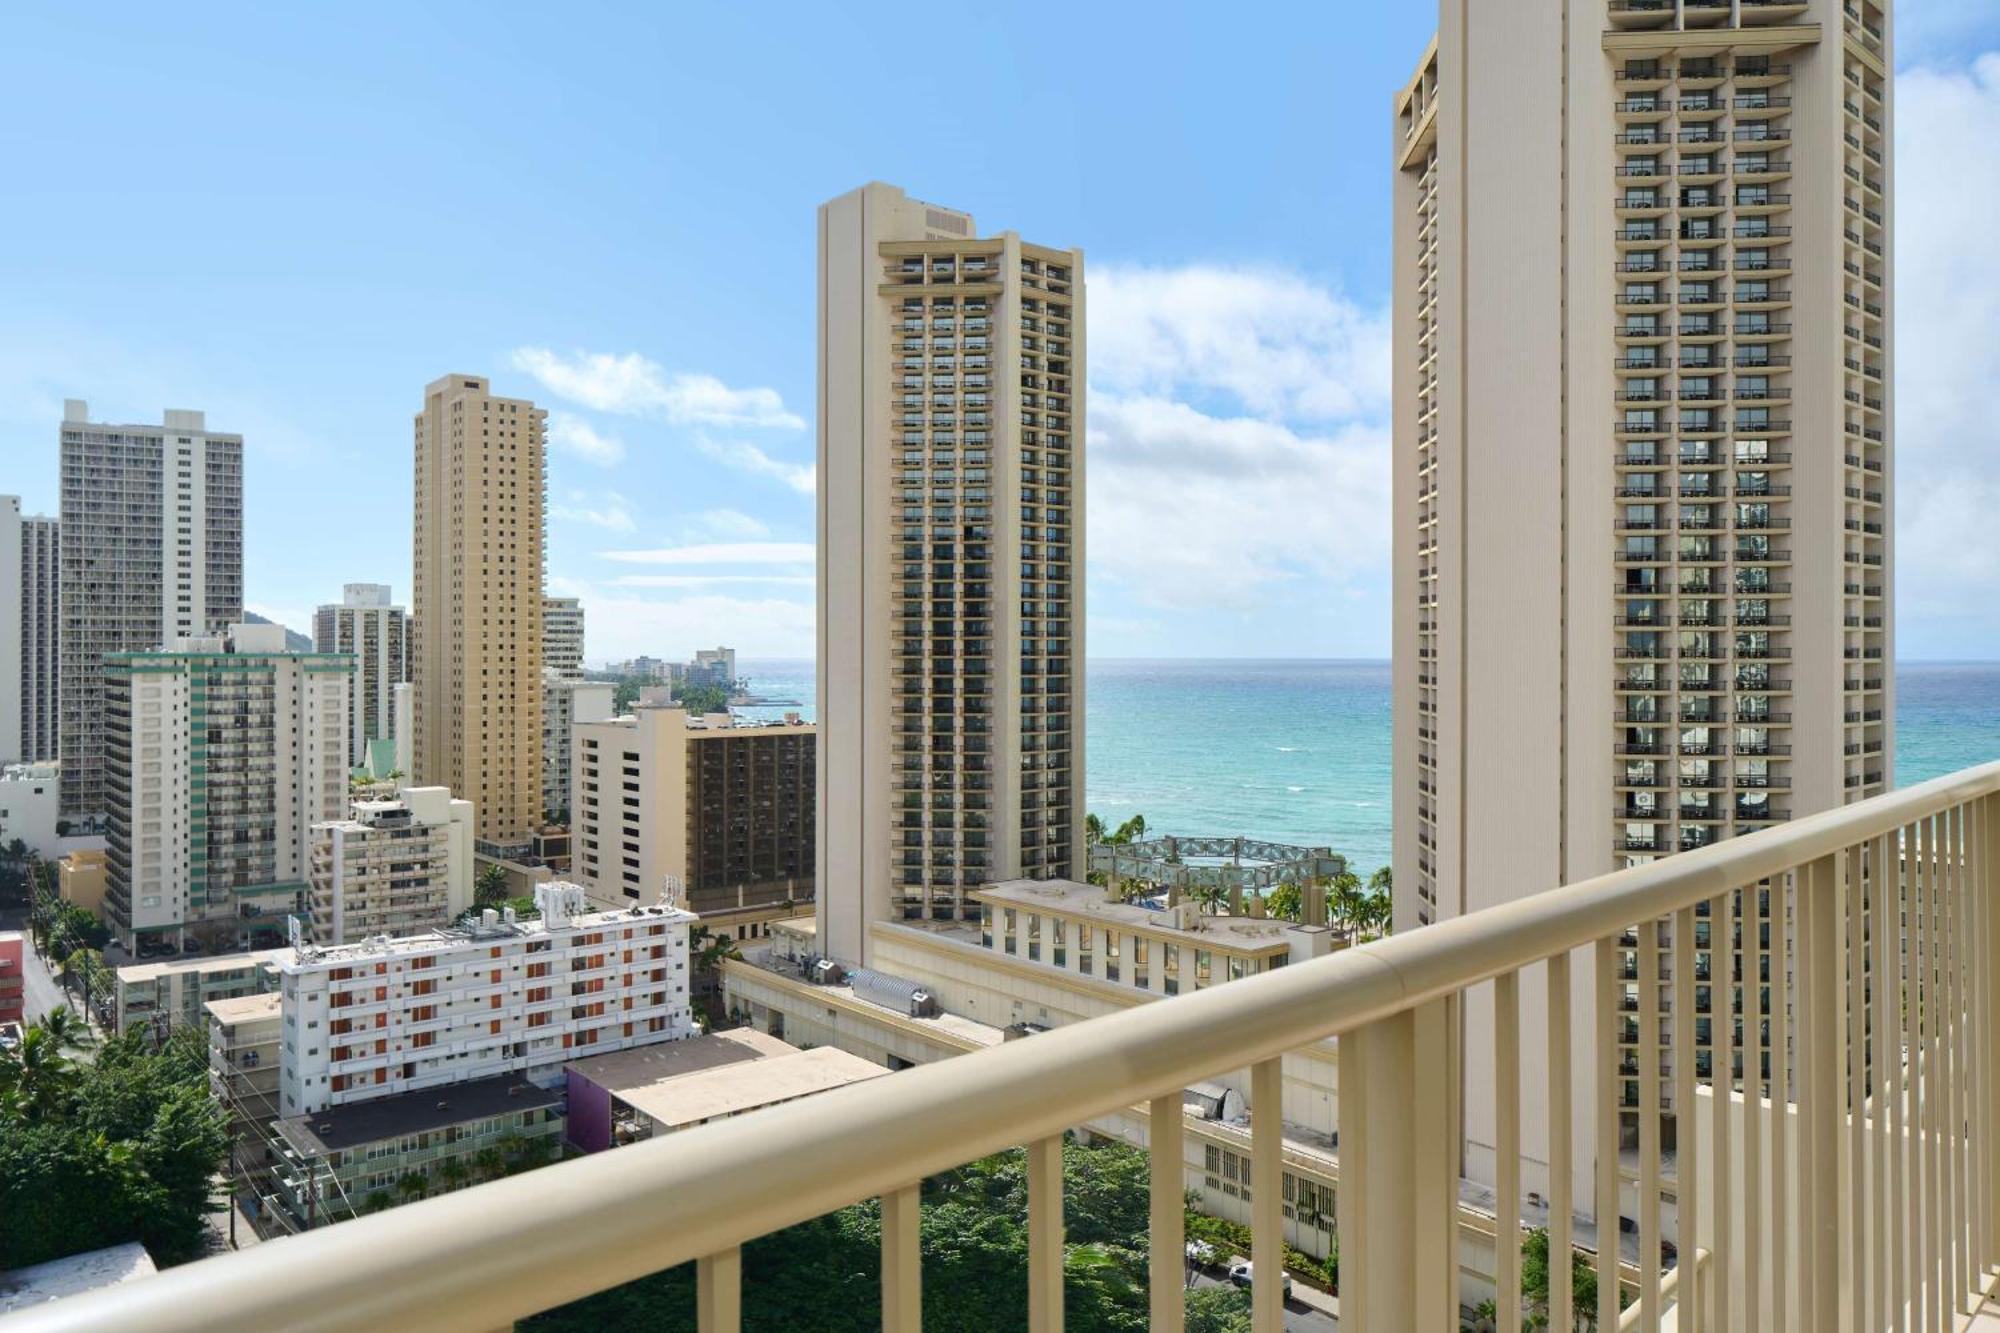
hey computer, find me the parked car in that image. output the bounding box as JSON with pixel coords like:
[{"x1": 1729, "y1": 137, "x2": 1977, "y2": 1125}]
[
  {"x1": 1185, "y1": 1239, "x2": 1221, "y2": 1268},
  {"x1": 1225, "y1": 1261, "x2": 1293, "y2": 1300}
]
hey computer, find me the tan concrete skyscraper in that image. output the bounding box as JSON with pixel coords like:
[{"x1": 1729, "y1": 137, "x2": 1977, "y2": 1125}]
[
  {"x1": 817, "y1": 183, "x2": 1085, "y2": 967},
  {"x1": 411, "y1": 374, "x2": 547, "y2": 847},
  {"x1": 1391, "y1": 0, "x2": 1891, "y2": 1189}
]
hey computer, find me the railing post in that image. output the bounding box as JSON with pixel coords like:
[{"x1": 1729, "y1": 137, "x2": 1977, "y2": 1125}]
[
  {"x1": 881, "y1": 1185, "x2": 921, "y2": 1333},
  {"x1": 696, "y1": 1247, "x2": 741, "y2": 1333},
  {"x1": 1147, "y1": 1095, "x2": 1184, "y2": 1333},
  {"x1": 1027, "y1": 1135, "x2": 1064, "y2": 1333},
  {"x1": 1251, "y1": 1058, "x2": 1284, "y2": 1333},
  {"x1": 1796, "y1": 853, "x2": 1843, "y2": 1331},
  {"x1": 1338, "y1": 997, "x2": 1456, "y2": 1330}
]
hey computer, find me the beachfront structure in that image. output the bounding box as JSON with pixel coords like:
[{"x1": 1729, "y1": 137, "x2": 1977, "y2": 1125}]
[
  {"x1": 274, "y1": 882, "x2": 694, "y2": 1120},
  {"x1": 314, "y1": 584, "x2": 408, "y2": 769},
  {"x1": 541, "y1": 596, "x2": 584, "y2": 681},
  {"x1": 1, "y1": 495, "x2": 59, "y2": 765},
  {"x1": 1391, "y1": 0, "x2": 1893, "y2": 1202},
  {"x1": 307, "y1": 786, "x2": 474, "y2": 946},
  {"x1": 112, "y1": 948, "x2": 285, "y2": 1037},
  {"x1": 411, "y1": 374, "x2": 546, "y2": 849},
  {"x1": 572, "y1": 704, "x2": 814, "y2": 934},
  {"x1": 58, "y1": 401, "x2": 244, "y2": 818},
  {"x1": 817, "y1": 182, "x2": 1085, "y2": 965},
  {"x1": 541, "y1": 673, "x2": 613, "y2": 824},
  {"x1": 102, "y1": 623, "x2": 351, "y2": 952}
]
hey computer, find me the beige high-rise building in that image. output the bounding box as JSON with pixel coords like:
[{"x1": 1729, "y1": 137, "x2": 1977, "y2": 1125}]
[
  {"x1": 816, "y1": 183, "x2": 1085, "y2": 968},
  {"x1": 411, "y1": 374, "x2": 547, "y2": 848},
  {"x1": 1391, "y1": 0, "x2": 1891, "y2": 1188}
]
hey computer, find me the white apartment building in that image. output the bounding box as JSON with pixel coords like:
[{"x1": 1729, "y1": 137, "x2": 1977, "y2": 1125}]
[
  {"x1": 573, "y1": 705, "x2": 814, "y2": 927},
  {"x1": 103, "y1": 623, "x2": 351, "y2": 951},
  {"x1": 59, "y1": 401, "x2": 244, "y2": 818},
  {"x1": 0, "y1": 761, "x2": 61, "y2": 860},
  {"x1": 688, "y1": 646, "x2": 735, "y2": 686},
  {"x1": 274, "y1": 881, "x2": 694, "y2": 1118},
  {"x1": 1391, "y1": 0, "x2": 1892, "y2": 1196},
  {"x1": 1, "y1": 495, "x2": 59, "y2": 765},
  {"x1": 314, "y1": 584, "x2": 408, "y2": 769},
  {"x1": 542, "y1": 672, "x2": 613, "y2": 824},
  {"x1": 308, "y1": 786, "x2": 474, "y2": 945},
  {"x1": 541, "y1": 596, "x2": 585, "y2": 680},
  {"x1": 818, "y1": 182, "x2": 1084, "y2": 966}
]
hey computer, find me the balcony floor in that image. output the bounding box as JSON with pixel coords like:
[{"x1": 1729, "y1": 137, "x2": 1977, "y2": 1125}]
[{"x1": 1973, "y1": 1297, "x2": 2000, "y2": 1331}]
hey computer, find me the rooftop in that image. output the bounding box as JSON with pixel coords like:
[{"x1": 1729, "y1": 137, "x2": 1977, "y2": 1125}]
[
  {"x1": 566, "y1": 1029, "x2": 887, "y2": 1131},
  {"x1": 0, "y1": 1243, "x2": 157, "y2": 1314},
  {"x1": 972, "y1": 878, "x2": 1297, "y2": 954},
  {"x1": 203, "y1": 992, "x2": 282, "y2": 1025},
  {"x1": 275, "y1": 1074, "x2": 561, "y2": 1157},
  {"x1": 116, "y1": 948, "x2": 286, "y2": 986},
  {"x1": 279, "y1": 887, "x2": 694, "y2": 972}
]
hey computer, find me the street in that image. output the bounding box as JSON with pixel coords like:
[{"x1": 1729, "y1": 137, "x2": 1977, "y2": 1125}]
[
  {"x1": 1186, "y1": 1263, "x2": 1338, "y2": 1331},
  {"x1": 1, "y1": 907, "x2": 73, "y2": 1025}
]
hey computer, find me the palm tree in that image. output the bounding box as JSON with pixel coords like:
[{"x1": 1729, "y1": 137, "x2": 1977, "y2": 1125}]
[
  {"x1": 396, "y1": 1171, "x2": 429, "y2": 1203},
  {"x1": 38, "y1": 1005, "x2": 91, "y2": 1053},
  {"x1": 1368, "y1": 865, "x2": 1392, "y2": 896},
  {"x1": 472, "y1": 1145, "x2": 506, "y2": 1182},
  {"x1": 474, "y1": 864, "x2": 509, "y2": 909},
  {"x1": 362, "y1": 1190, "x2": 392, "y2": 1215},
  {"x1": 436, "y1": 1158, "x2": 471, "y2": 1193},
  {"x1": 1187, "y1": 884, "x2": 1228, "y2": 916},
  {"x1": 1329, "y1": 870, "x2": 1366, "y2": 940},
  {"x1": 1084, "y1": 813, "x2": 1106, "y2": 844},
  {"x1": 0, "y1": 1025, "x2": 74, "y2": 1120}
]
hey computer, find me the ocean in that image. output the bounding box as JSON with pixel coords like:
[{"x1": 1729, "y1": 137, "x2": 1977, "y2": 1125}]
[{"x1": 736, "y1": 659, "x2": 2000, "y2": 880}]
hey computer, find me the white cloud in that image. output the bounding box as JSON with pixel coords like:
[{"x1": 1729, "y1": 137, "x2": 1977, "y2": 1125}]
[
  {"x1": 1083, "y1": 265, "x2": 1392, "y2": 618},
  {"x1": 1895, "y1": 53, "x2": 2000, "y2": 651},
  {"x1": 682, "y1": 508, "x2": 771, "y2": 541},
  {"x1": 547, "y1": 412, "x2": 626, "y2": 466},
  {"x1": 551, "y1": 490, "x2": 636, "y2": 533},
  {"x1": 599, "y1": 541, "x2": 816, "y2": 566},
  {"x1": 1089, "y1": 265, "x2": 1391, "y2": 422},
  {"x1": 695, "y1": 435, "x2": 816, "y2": 494},
  {"x1": 1088, "y1": 395, "x2": 1389, "y2": 610},
  {"x1": 511, "y1": 348, "x2": 805, "y2": 429}
]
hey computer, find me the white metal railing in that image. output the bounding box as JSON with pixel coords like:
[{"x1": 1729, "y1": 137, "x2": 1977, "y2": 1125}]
[{"x1": 10, "y1": 761, "x2": 2000, "y2": 1333}]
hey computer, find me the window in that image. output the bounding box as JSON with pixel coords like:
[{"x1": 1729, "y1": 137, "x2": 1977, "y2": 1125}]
[
  {"x1": 1105, "y1": 931, "x2": 1120, "y2": 983},
  {"x1": 1003, "y1": 908, "x2": 1017, "y2": 954}
]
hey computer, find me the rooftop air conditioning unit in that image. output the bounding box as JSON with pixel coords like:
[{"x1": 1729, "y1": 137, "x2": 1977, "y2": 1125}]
[{"x1": 810, "y1": 959, "x2": 845, "y2": 986}]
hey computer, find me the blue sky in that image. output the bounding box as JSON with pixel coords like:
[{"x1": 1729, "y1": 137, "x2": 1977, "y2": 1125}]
[{"x1": 3, "y1": 2, "x2": 1998, "y2": 662}]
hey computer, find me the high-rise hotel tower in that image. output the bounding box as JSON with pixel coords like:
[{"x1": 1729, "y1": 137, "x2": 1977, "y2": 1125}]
[
  {"x1": 1391, "y1": 0, "x2": 1891, "y2": 1184},
  {"x1": 817, "y1": 183, "x2": 1085, "y2": 967},
  {"x1": 411, "y1": 375, "x2": 547, "y2": 848}
]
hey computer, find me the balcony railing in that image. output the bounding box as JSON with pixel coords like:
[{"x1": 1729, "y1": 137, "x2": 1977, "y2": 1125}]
[{"x1": 16, "y1": 761, "x2": 2000, "y2": 1333}]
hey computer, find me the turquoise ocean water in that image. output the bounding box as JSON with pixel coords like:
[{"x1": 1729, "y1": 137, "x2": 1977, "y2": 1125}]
[{"x1": 737, "y1": 659, "x2": 2000, "y2": 881}]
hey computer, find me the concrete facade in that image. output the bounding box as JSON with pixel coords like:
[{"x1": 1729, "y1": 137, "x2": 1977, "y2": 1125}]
[
  {"x1": 817, "y1": 182, "x2": 1085, "y2": 966},
  {"x1": 1, "y1": 495, "x2": 59, "y2": 765},
  {"x1": 102, "y1": 623, "x2": 352, "y2": 950},
  {"x1": 0, "y1": 760, "x2": 61, "y2": 860},
  {"x1": 314, "y1": 584, "x2": 408, "y2": 769},
  {"x1": 541, "y1": 596, "x2": 584, "y2": 680},
  {"x1": 573, "y1": 705, "x2": 814, "y2": 928},
  {"x1": 411, "y1": 375, "x2": 546, "y2": 847},
  {"x1": 274, "y1": 882, "x2": 693, "y2": 1119},
  {"x1": 1390, "y1": 0, "x2": 1894, "y2": 1204},
  {"x1": 541, "y1": 673, "x2": 613, "y2": 824},
  {"x1": 58, "y1": 402, "x2": 244, "y2": 818},
  {"x1": 307, "y1": 786, "x2": 474, "y2": 945}
]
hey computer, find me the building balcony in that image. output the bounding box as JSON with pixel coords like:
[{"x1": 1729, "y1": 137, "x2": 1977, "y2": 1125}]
[{"x1": 34, "y1": 764, "x2": 2000, "y2": 1333}]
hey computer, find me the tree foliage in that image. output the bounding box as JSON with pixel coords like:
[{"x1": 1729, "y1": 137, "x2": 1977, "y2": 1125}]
[
  {"x1": 673, "y1": 680, "x2": 731, "y2": 716},
  {"x1": 527, "y1": 1138, "x2": 1252, "y2": 1333},
  {"x1": 475, "y1": 864, "x2": 511, "y2": 909},
  {"x1": 0, "y1": 1015, "x2": 228, "y2": 1267}
]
